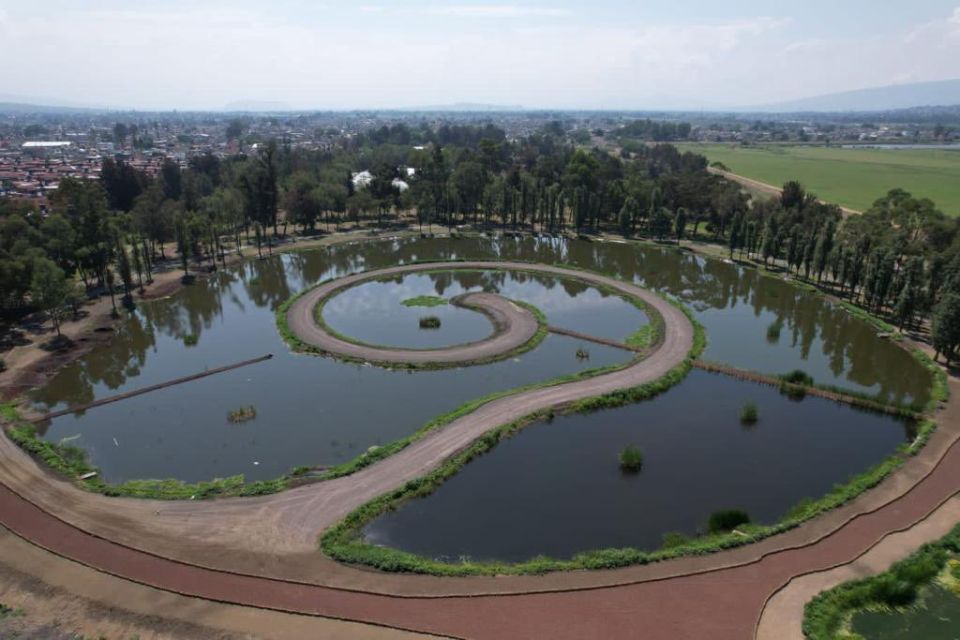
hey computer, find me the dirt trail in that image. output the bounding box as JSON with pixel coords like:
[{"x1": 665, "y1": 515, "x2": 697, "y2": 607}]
[
  {"x1": 289, "y1": 277, "x2": 540, "y2": 365},
  {"x1": 0, "y1": 261, "x2": 694, "y2": 585},
  {"x1": 3, "y1": 258, "x2": 960, "y2": 638}
]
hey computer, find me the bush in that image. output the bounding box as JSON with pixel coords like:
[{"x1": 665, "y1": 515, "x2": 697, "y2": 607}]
[
  {"x1": 708, "y1": 509, "x2": 750, "y2": 533},
  {"x1": 619, "y1": 445, "x2": 644, "y2": 472},
  {"x1": 740, "y1": 402, "x2": 759, "y2": 425},
  {"x1": 662, "y1": 532, "x2": 690, "y2": 549},
  {"x1": 0, "y1": 357, "x2": 5, "y2": 373},
  {"x1": 781, "y1": 369, "x2": 814, "y2": 386},
  {"x1": 419, "y1": 316, "x2": 441, "y2": 329},
  {"x1": 576, "y1": 347, "x2": 590, "y2": 360},
  {"x1": 183, "y1": 333, "x2": 199, "y2": 346}
]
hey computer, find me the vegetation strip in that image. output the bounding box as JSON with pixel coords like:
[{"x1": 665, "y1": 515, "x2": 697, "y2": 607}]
[
  {"x1": 802, "y1": 522, "x2": 960, "y2": 640},
  {"x1": 1, "y1": 260, "x2": 666, "y2": 499},
  {"x1": 691, "y1": 361, "x2": 924, "y2": 417},
  {"x1": 293, "y1": 266, "x2": 552, "y2": 368},
  {"x1": 28, "y1": 354, "x2": 274, "y2": 423},
  {"x1": 319, "y1": 296, "x2": 944, "y2": 577}
]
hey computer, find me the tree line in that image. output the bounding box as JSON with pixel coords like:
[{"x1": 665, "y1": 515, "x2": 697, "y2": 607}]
[{"x1": 3, "y1": 118, "x2": 960, "y2": 361}]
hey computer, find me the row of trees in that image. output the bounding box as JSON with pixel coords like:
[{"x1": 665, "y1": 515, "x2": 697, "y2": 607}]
[
  {"x1": 3, "y1": 119, "x2": 960, "y2": 361},
  {"x1": 717, "y1": 181, "x2": 960, "y2": 360}
]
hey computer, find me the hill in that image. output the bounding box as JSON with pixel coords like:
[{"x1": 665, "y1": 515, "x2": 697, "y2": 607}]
[{"x1": 759, "y1": 79, "x2": 960, "y2": 113}]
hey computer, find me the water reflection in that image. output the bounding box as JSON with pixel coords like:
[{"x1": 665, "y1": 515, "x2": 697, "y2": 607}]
[{"x1": 28, "y1": 236, "x2": 931, "y2": 482}]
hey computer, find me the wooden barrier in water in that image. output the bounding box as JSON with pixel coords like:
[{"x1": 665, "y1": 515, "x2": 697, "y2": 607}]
[{"x1": 30, "y1": 354, "x2": 274, "y2": 422}]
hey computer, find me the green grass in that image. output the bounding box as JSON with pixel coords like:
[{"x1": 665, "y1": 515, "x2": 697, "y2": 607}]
[
  {"x1": 677, "y1": 143, "x2": 960, "y2": 215},
  {"x1": 626, "y1": 324, "x2": 656, "y2": 349},
  {"x1": 803, "y1": 523, "x2": 960, "y2": 640},
  {"x1": 401, "y1": 295, "x2": 447, "y2": 308},
  {"x1": 618, "y1": 445, "x2": 644, "y2": 472}
]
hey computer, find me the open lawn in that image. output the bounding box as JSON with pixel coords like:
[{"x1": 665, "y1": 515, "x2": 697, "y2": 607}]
[{"x1": 678, "y1": 144, "x2": 960, "y2": 215}]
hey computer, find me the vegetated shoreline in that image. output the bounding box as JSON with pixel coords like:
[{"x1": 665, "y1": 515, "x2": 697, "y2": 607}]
[
  {"x1": 305, "y1": 269, "x2": 552, "y2": 366},
  {"x1": 802, "y1": 522, "x2": 960, "y2": 640},
  {"x1": 2, "y1": 257, "x2": 664, "y2": 499},
  {"x1": 318, "y1": 306, "x2": 941, "y2": 577},
  {"x1": 0, "y1": 231, "x2": 947, "y2": 525}
]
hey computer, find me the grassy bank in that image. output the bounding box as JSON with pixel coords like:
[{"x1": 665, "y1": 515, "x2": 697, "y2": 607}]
[
  {"x1": 803, "y1": 523, "x2": 960, "y2": 640},
  {"x1": 320, "y1": 349, "x2": 702, "y2": 575},
  {"x1": 1, "y1": 262, "x2": 661, "y2": 500}
]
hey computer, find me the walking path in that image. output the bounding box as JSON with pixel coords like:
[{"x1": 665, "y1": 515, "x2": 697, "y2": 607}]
[
  {"x1": 289, "y1": 270, "x2": 541, "y2": 366},
  {"x1": 1, "y1": 260, "x2": 959, "y2": 638}
]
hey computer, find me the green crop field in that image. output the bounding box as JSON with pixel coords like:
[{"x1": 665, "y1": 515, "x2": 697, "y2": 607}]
[{"x1": 676, "y1": 143, "x2": 960, "y2": 215}]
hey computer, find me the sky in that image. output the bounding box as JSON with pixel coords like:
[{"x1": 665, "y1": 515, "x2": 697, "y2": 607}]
[{"x1": 0, "y1": 0, "x2": 959, "y2": 111}]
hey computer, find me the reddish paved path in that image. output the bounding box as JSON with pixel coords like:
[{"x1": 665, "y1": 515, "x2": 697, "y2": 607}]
[
  {"x1": 2, "y1": 260, "x2": 959, "y2": 637},
  {"x1": 3, "y1": 418, "x2": 960, "y2": 639}
]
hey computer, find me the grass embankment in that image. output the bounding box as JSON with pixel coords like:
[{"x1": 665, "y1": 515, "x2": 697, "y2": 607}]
[
  {"x1": 677, "y1": 143, "x2": 960, "y2": 214},
  {"x1": 402, "y1": 295, "x2": 447, "y2": 308},
  {"x1": 1, "y1": 404, "x2": 294, "y2": 499},
  {"x1": 0, "y1": 263, "x2": 651, "y2": 500},
  {"x1": 320, "y1": 285, "x2": 945, "y2": 577},
  {"x1": 803, "y1": 523, "x2": 960, "y2": 640},
  {"x1": 299, "y1": 271, "x2": 551, "y2": 369},
  {"x1": 320, "y1": 302, "x2": 708, "y2": 575}
]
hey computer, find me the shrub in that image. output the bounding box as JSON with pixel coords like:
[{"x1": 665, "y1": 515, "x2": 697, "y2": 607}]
[
  {"x1": 619, "y1": 445, "x2": 644, "y2": 472},
  {"x1": 419, "y1": 316, "x2": 441, "y2": 329},
  {"x1": 740, "y1": 402, "x2": 759, "y2": 425},
  {"x1": 708, "y1": 509, "x2": 750, "y2": 533},
  {"x1": 662, "y1": 532, "x2": 690, "y2": 549},
  {"x1": 576, "y1": 347, "x2": 590, "y2": 360},
  {"x1": 781, "y1": 369, "x2": 814, "y2": 386},
  {"x1": 183, "y1": 333, "x2": 199, "y2": 346}
]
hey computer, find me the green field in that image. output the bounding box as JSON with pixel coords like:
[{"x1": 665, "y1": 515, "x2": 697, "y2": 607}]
[{"x1": 677, "y1": 144, "x2": 960, "y2": 215}]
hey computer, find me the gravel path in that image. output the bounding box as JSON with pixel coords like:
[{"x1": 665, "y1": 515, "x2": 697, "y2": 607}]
[
  {"x1": 0, "y1": 261, "x2": 692, "y2": 575},
  {"x1": 4, "y1": 260, "x2": 960, "y2": 638},
  {"x1": 288, "y1": 267, "x2": 541, "y2": 365}
]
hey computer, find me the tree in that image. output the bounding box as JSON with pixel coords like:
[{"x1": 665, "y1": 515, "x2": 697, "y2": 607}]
[
  {"x1": 30, "y1": 257, "x2": 69, "y2": 337},
  {"x1": 932, "y1": 291, "x2": 960, "y2": 362},
  {"x1": 648, "y1": 207, "x2": 673, "y2": 241},
  {"x1": 674, "y1": 208, "x2": 688, "y2": 244}
]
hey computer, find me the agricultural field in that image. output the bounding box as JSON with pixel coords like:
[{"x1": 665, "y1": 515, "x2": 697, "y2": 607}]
[{"x1": 677, "y1": 143, "x2": 960, "y2": 215}]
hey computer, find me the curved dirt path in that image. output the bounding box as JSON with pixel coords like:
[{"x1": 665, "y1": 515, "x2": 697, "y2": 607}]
[
  {"x1": 289, "y1": 268, "x2": 541, "y2": 365},
  {"x1": 1, "y1": 262, "x2": 960, "y2": 637},
  {"x1": 0, "y1": 261, "x2": 693, "y2": 582}
]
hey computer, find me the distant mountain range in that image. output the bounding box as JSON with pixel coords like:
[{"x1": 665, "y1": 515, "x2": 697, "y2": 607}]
[
  {"x1": 2, "y1": 80, "x2": 959, "y2": 116},
  {"x1": 755, "y1": 79, "x2": 960, "y2": 113}
]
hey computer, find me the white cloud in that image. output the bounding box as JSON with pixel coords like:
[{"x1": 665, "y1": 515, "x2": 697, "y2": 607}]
[{"x1": 0, "y1": 5, "x2": 955, "y2": 110}]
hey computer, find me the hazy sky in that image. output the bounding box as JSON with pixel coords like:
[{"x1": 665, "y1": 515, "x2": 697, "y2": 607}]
[{"x1": 1, "y1": 1, "x2": 959, "y2": 110}]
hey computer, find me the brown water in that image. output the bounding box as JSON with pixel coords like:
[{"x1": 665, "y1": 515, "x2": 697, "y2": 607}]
[{"x1": 27, "y1": 236, "x2": 931, "y2": 484}]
